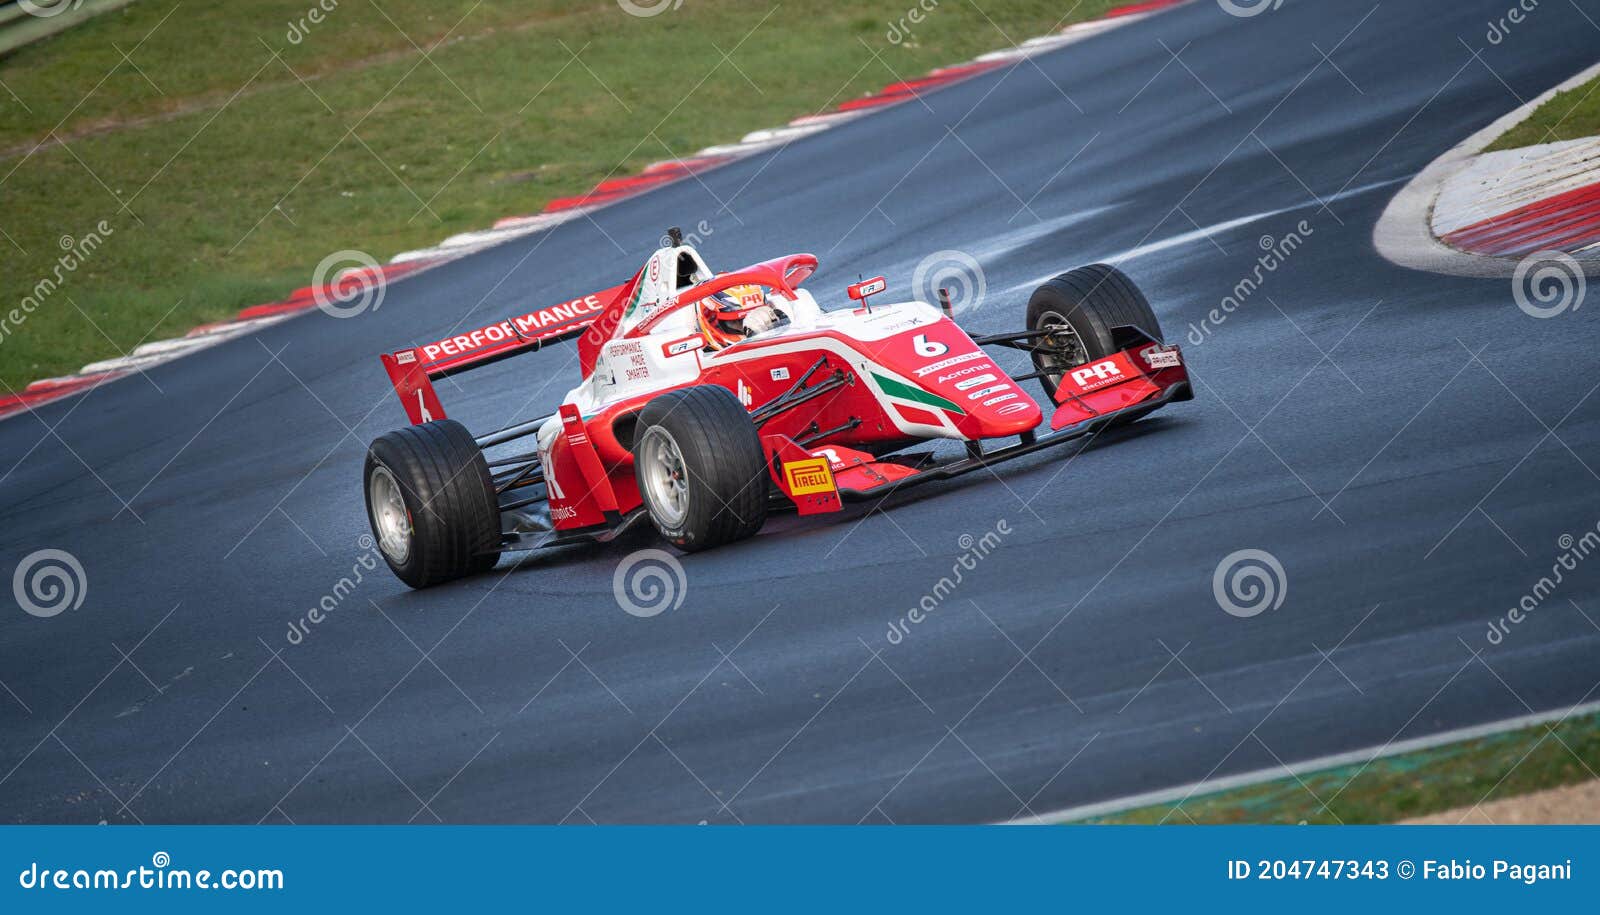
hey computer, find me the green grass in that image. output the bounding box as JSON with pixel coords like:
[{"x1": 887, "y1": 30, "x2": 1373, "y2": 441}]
[
  {"x1": 1085, "y1": 709, "x2": 1600, "y2": 824},
  {"x1": 1487, "y1": 73, "x2": 1600, "y2": 152},
  {"x1": 0, "y1": 0, "x2": 1122, "y2": 391}
]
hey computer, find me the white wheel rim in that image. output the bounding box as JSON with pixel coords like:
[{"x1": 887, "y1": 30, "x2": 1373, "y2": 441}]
[
  {"x1": 639, "y1": 428, "x2": 690, "y2": 528},
  {"x1": 368, "y1": 464, "x2": 412, "y2": 564}
]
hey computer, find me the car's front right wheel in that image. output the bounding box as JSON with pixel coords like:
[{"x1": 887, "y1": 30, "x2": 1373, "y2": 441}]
[{"x1": 1026, "y1": 262, "x2": 1164, "y2": 401}]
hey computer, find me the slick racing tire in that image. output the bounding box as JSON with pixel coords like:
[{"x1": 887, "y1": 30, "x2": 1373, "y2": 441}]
[
  {"x1": 633, "y1": 385, "x2": 768, "y2": 552},
  {"x1": 364, "y1": 419, "x2": 502, "y2": 589},
  {"x1": 1026, "y1": 263, "x2": 1163, "y2": 401}
]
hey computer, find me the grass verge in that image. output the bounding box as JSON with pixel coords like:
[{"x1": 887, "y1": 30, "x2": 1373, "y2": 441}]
[
  {"x1": 1084, "y1": 708, "x2": 1600, "y2": 824},
  {"x1": 1486, "y1": 73, "x2": 1600, "y2": 152},
  {"x1": 0, "y1": 0, "x2": 1121, "y2": 391}
]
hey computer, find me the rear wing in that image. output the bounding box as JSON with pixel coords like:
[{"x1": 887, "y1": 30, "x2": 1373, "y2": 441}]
[{"x1": 379, "y1": 275, "x2": 638, "y2": 426}]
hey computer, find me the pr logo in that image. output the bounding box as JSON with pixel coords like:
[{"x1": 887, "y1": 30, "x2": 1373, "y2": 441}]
[{"x1": 1070, "y1": 360, "x2": 1122, "y2": 386}]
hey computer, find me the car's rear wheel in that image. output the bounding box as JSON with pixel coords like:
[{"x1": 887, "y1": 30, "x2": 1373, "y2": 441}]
[
  {"x1": 364, "y1": 419, "x2": 502, "y2": 588},
  {"x1": 1026, "y1": 263, "x2": 1163, "y2": 400},
  {"x1": 634, "y1": 385, "x2": 768, "y2": 551}
]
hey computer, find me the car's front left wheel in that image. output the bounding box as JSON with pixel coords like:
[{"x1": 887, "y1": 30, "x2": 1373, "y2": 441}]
[{"x1": 633, "y1": 385, "x2": 768, "y2": 551}]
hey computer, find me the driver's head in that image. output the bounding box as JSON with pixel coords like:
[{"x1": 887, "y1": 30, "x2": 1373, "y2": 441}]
[{"x1": 699, "y1": 284, "x2": 767, "y2": 350}]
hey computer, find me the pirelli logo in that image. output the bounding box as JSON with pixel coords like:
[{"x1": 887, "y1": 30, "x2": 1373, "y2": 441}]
[{"x1": 784, "y1": 457, "x2": 835, "y2": 496}]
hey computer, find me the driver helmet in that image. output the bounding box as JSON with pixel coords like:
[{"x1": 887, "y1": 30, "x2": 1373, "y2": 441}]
[{"x1": 698, "y1": 283, "x2": 769, "y2": 350}]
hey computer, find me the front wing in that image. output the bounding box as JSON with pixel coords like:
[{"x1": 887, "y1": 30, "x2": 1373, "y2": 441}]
[{"x1": 763, "y1": 327, "x2": 1191, "y2": 505}]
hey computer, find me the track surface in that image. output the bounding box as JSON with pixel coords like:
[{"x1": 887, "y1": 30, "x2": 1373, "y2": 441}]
[{"x1": 5, "y1": 0, "x2": 1600, "y2": 824}]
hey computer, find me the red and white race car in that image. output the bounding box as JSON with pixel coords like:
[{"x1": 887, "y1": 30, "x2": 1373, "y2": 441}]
[{"x1": 364, "y1": 230, "x2": 1192, "y2": 587}]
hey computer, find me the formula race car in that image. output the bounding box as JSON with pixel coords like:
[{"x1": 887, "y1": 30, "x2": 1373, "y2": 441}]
[{"x1": 363, "y1": 230, "x2": 1192, "y2": 587}]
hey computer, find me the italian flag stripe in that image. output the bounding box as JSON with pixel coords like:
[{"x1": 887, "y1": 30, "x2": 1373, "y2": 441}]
[{"x1": 871, "y1": 371, "x2": 965, "y2": 415}]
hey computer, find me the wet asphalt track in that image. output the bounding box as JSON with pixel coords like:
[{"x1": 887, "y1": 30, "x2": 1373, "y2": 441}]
[{"x1": 5, "y1": 0, "x2": 1600, "y2": 824}]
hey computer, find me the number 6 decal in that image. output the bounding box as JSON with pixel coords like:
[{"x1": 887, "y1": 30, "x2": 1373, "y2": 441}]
[{"x1": 913, "y1": 334, "x2": 948, "y2": 357}]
